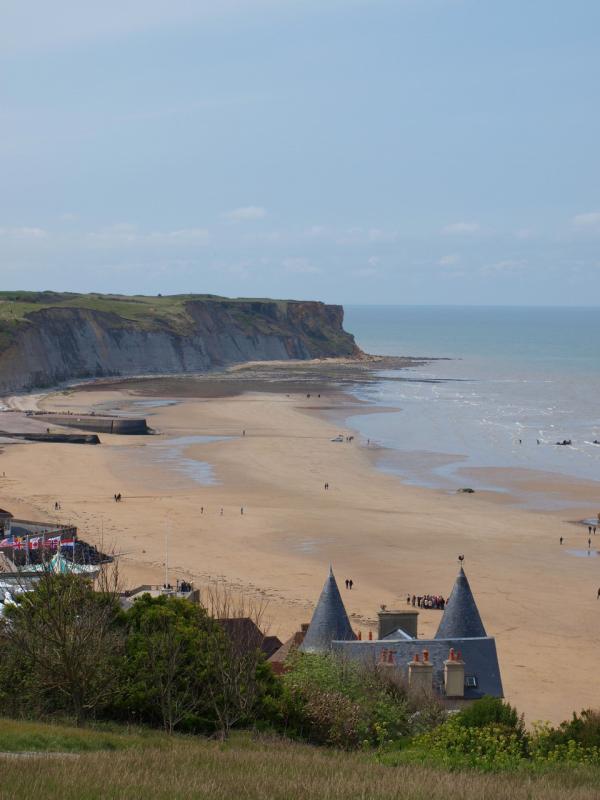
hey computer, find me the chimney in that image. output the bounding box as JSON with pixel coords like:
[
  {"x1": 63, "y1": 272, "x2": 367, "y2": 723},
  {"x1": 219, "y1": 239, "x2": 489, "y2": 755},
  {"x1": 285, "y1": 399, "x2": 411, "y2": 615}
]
[
  {"x1": 408, "y1": 651, "x2": 433, "y2": 693},
  {"x1": 377, "y1": 609, "x2": 418, "y2": 639},
  {"x1": 378, "y1": 649, "x2": 396, "y2": 668},
  {"x1": 444, "y1": 649, "x2": 465, "y2": 697}
]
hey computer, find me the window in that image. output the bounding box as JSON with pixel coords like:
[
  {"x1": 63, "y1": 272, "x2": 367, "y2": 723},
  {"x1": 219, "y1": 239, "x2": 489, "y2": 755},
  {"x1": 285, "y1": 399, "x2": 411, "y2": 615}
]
[{"x1": 465, "y1": 675, "x2": 477, "y2": 688}]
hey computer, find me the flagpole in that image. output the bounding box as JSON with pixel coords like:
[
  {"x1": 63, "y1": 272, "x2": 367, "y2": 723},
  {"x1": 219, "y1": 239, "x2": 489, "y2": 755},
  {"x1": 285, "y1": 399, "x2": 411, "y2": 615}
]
[{"x1": 165, "y1": 526, "x2": 169, "y2": 591}]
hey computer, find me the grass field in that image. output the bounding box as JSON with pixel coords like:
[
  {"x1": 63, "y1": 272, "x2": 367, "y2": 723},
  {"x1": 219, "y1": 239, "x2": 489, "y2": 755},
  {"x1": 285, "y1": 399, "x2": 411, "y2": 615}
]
[{"x1": 0, "y1": 718, "x2": 599, "y2": 800}]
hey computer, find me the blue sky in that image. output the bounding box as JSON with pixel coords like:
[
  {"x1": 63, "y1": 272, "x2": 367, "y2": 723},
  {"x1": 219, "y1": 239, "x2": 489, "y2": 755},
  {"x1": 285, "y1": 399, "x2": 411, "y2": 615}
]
[{"x1": 2, "y1": 0, "x2": 600, "y2": 304}]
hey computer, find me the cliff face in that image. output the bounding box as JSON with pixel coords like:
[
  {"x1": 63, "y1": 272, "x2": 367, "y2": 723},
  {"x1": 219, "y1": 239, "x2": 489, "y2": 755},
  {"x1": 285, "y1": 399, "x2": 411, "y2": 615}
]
[{"x1": 0, "y1": 298, "x2": 360, "y2": 394}]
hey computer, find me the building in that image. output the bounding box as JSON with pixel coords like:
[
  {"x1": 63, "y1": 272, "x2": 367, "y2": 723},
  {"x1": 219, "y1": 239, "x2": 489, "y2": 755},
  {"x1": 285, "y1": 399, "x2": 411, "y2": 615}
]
[{"x1": 272, "y1": 563, "x2": 503, "y2": 704}]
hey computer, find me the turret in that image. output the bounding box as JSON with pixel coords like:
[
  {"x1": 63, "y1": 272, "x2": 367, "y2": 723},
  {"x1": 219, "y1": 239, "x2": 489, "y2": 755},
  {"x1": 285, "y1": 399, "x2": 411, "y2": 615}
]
[
  {"x1": 299, "y1": 566, "x2": 357, "y2": 652},
  {"x1": 435, "y1": 566, "x2": 487, "y2": 640}
]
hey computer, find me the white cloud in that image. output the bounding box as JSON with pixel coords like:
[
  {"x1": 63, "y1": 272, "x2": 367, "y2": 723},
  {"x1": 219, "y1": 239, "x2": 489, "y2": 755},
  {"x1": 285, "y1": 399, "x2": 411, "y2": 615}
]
[
  {"x1": 160, "y1": 228, "x2": 209, "y2": 242},
  {"x1": 441, "y1": 221, "x2": 480, "y2": 235},
  {"x1": 224, "y1": 206, "x2": 267, "y2": 221},
  {"x1": 572, "y1": 211, "x2": 600, "y2": 231},
  {"x1": 438, "y1": 254, "x2": 460, "y2": 266},
  {"x1": 282, "y1": 257, "x2": 319, "y2": 274}
]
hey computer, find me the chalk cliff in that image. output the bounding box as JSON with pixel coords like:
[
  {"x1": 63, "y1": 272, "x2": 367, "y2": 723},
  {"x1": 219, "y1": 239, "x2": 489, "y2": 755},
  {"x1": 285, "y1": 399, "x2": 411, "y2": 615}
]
[{"x1": 0, "y1": 294, "x2": 360, "y2": 393}]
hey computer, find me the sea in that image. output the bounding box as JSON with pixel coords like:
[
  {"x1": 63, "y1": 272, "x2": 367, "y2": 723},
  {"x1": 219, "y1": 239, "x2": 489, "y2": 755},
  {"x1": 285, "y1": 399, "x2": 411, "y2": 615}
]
[{"x1": 343, "y1": 306, "x2": 600, "y2": 505}]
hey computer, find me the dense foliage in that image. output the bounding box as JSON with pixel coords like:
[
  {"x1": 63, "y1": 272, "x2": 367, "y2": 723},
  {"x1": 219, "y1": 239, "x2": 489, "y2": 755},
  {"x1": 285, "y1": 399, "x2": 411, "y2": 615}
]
[
  {"x1": 0, "y1": 576, "x2": 273, "y2": 736},
  {"x1": 274, "y1": 652, "x2": 444, "y2": 749}
]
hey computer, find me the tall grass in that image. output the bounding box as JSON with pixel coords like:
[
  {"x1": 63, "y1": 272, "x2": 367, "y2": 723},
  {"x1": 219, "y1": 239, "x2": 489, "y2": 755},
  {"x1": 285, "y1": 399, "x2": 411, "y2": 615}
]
[{"x1": 0, "y1": 724, "x2": 598, "y2": 800}]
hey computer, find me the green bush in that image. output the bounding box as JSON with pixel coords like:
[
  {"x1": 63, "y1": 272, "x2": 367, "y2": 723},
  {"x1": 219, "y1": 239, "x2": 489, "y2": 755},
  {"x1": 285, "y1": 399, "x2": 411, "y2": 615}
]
[
  {"x1": 406, "y1": 717, "x2": 526, "y2": 771},
  {"x1": 455, "y1": 695, "x2": 526, "y2": 740},
  {"x1": 529, "y1": 712, "x2": 600, "y2": 766},
  {"x1": 275, "y1": 653, "x2": 437, "y2": 749}
]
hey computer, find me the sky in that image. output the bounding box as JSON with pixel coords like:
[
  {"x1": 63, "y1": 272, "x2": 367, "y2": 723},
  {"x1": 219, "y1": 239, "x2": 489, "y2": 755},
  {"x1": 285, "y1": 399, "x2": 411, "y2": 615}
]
[{"x1": 2, "y1": 0, "x2": 600, "y2": 305}]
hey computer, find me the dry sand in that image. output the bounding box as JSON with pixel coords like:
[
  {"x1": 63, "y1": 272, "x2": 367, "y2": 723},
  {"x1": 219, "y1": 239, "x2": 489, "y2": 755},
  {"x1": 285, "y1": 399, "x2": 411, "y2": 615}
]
[{"x1": 1, "y1": 381, "x2": 599, "y2": 724}]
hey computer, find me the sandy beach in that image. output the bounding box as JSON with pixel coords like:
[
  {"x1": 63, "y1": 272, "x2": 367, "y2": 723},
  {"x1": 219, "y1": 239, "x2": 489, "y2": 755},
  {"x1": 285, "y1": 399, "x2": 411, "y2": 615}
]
[{"x1": 1, "y1": 372, "x2": 599, "y2": 724}]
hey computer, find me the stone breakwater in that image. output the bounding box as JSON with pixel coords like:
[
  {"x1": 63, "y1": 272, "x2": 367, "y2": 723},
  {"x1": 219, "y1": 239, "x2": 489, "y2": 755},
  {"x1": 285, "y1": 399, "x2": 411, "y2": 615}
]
[{"x1": 35, "y1": 414, "x2": 149, "y2": 435}]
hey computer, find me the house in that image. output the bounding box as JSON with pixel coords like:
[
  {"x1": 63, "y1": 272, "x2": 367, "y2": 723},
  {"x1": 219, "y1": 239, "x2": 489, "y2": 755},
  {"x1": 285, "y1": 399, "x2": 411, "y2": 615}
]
[{"x1": 272, "y1": 563, "x2": 503, "y2": 704}]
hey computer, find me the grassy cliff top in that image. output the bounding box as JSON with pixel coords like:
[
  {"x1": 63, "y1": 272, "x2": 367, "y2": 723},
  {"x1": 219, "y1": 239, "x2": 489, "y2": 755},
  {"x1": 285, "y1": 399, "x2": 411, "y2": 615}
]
[
  {"x1": 0, "y1": 292, "x2": 354, "y2": 356},
  {"x1": 0, "y1": 291, "x2": 301, "y2": 328}
]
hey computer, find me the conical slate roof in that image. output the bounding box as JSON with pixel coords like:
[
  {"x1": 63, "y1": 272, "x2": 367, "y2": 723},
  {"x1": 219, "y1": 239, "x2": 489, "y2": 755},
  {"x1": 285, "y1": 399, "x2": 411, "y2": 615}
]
[
  {"x1": 435, "y1": 566, "x2": 487, "y2": 639},
  {"x1": 299, "y1": 566, "x2": 356, "y2": 652}
]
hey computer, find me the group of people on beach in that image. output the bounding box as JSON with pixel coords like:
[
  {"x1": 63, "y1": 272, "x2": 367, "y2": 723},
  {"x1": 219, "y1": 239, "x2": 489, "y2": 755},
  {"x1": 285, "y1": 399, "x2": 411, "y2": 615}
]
[
  {"x1": 344, "y1": 578, "x2": 354, "y2": 590},
  {"x1": 407, "y1": 593, "x2": 446, "y2": 610},
  {"x1": 199, "y1": 506, "x2": 245, "y2": 515},
  {"x1": 113, "y1": 493, "x2": 123, "y2": 502}
]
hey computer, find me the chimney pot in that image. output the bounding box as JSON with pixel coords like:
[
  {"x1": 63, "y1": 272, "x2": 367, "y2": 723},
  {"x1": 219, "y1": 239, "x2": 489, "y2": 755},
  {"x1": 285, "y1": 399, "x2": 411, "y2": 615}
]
[
  {"x1": 423, "y1": 649, "x2": 429, "y2": 663},
  {"x1": 414, "y1": 652, "x2": 420, "y2": 663},
  {"x1": 368, "y1": 631, "x2": 373, "y2": 640},
  {"x1": 449, "y1": 647, "x2": 455, "y2": 661},
  {"x1": 357, "y1": 630, "x2": 362, "y2": 640}
]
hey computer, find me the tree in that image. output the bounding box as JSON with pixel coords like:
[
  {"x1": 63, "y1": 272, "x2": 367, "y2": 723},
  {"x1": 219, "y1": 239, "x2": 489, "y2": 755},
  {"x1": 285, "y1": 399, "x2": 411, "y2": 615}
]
[
  {"x1": 119, "y1": 594, "x2": 223, "y2": 733},
  {"x1": 0, "y1": 568, "x2": 124, "y2": 724},
  {"x1": 201, "y1": 582, "x2": 275, "y2": 739}
]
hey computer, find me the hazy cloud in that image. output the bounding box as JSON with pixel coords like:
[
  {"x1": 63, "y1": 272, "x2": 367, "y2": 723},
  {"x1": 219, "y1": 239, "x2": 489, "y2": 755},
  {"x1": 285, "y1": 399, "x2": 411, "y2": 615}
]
[
  {"x1": 481, "y1": 258, "x2": 527, "y2": 275},
  {"x1": 282, "y1": 257, "x2": 319, "y2": 274},
  {"x1": 87, "y1": 224, "x2": 209, "y2": 245},
  {"x1": 572, "y1": 211, "x2": 600, "y2": 231},
  {"x1": 0, "y1": 226, "x2": 47, "y2": 239},
  {"x1": 438, "y1": 254, "x2": 460, "y2": 266},
  {"x1": 441, "y1": 222, "x2": 480, "y2": 235},
  {"x1": 224, "y1": 206, "x2": 267, "y2": 222}
]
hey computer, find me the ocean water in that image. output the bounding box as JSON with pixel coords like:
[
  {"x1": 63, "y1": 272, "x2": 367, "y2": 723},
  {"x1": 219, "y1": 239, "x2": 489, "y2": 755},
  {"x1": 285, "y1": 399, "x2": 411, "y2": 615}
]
[{"x1": 343, "y1": 306, "x2": 600, "y2": 498}]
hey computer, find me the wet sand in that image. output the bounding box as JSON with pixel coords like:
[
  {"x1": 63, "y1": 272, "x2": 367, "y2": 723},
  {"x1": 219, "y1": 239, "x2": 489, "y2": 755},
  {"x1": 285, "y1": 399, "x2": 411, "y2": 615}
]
[{"x1": 1, "y1": 373, "x2": 599, "y2": 724}]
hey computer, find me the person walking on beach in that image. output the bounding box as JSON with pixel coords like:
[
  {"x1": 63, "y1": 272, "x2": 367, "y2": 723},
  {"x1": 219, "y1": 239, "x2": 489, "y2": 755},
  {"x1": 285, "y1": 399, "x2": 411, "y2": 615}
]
[
  {"x1": 588, "y1": 525, "x2": 592, "y2": 536},
  {"x1": 201, "y1": 506, "x2": 204, "y2": 514},
  {"x1": 559, "y1": 536, "x2": 563, "y2": 545},
  {"x1": 589, "y1": 538, "x2": 592, "y2": 549},
  {"x1": 597, "y1": 587, "x2": 600, "y2": 599},
  {"x1": 240, "y1": 506, "x2": 244, "y2": 515},
  {"x1": 348, "y1": 579, "x2": 353, "y2": 590},
  {"x1": 345, "y1": 579, "x2": 349, "y2": 590},
  {"x1": 220, "y1": 507, "x2": 224, "y2": 516}
]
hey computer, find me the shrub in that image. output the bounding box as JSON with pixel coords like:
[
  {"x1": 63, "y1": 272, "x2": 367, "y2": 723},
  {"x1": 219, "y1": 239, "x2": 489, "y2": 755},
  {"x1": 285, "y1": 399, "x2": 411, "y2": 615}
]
[
  {"x1": 455, "y1": 696, "x2": 526, "y2": 740},
  {"x1": 400, "y1": 716, "x2": 526, "y2": 772},
  {"x1": 529, "y1": 712, "x2": 600, "y2": 766},
  {"x1": 276, "y1": 653, "x2": 434, "y2": 749}
]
